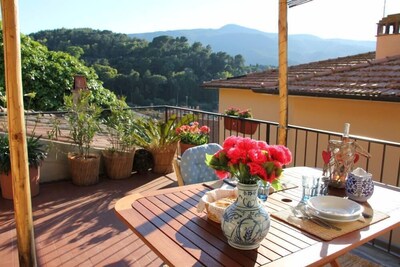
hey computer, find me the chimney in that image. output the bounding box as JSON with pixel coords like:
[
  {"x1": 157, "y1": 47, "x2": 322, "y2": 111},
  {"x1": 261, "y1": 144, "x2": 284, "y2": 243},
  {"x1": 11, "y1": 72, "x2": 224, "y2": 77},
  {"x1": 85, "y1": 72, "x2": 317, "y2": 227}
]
[{"x1": 376, "y1": 13, "x2": 400, "y2": 59}]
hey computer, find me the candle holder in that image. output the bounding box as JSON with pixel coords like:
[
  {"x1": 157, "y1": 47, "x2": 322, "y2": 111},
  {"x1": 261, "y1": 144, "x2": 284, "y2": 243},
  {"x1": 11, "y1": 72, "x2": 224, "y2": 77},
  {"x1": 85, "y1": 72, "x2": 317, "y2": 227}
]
[{"x1": 325, "y1": 140, "x2": 356, "y2": 188}]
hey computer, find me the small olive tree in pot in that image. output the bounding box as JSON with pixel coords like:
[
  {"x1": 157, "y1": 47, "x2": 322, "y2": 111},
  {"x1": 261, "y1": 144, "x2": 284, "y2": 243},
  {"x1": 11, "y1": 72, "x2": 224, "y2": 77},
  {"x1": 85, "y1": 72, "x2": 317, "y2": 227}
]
[
  {"x1": 64, "y1": 90, "x2": 102, "y2": 186},
  {"x1": 102, "y1": 98, "x2": 137, "y2": 179}
]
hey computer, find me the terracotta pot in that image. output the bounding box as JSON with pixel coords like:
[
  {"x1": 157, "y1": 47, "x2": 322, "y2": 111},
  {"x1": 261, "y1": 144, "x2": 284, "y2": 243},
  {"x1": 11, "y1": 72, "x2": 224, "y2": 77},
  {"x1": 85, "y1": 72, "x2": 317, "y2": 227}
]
[
  {"x1": 224, "y1": 117, "x2": 240, "y2": 132},
  {"x1": 68, "y1": 153, "x2": 100, "y2": 186},
  {"x1": 102, "y1": 150, "x2": 135, "y2": 180},
  {"x1": 0, "y1": 165, "x2": 40, "y2": 200},
  {"x1": 238, "y1": 120, "x2": 259, "y2": 135},
  {"x1": 224, "y1": 117, "x2": 259, "y2": 135},
  {"x1": 179, "y1": 142, "x2": 196, "y2": 156}
]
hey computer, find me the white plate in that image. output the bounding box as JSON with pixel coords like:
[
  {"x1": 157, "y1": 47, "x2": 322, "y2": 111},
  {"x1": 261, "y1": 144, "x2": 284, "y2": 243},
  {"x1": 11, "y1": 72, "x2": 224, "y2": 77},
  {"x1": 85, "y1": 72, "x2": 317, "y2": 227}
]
[
  {"x1": 307, "y1": 196, "x2": 363, "y2": 219},
  {"x1": 307, "y1": 208, "x2": 361, "y2": 223}
]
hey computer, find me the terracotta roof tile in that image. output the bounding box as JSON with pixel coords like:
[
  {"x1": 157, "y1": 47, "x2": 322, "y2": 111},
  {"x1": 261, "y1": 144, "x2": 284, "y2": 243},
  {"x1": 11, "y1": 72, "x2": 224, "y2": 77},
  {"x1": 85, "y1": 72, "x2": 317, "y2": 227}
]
[{"x1": 202, "y1": 52, "x2": 400, "y2": 102}]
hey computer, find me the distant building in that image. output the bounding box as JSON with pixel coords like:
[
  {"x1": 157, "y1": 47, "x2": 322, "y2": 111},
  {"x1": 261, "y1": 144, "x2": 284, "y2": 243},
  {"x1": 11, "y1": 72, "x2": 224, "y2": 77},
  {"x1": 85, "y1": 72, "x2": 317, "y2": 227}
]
[{"x1": 202, "y1": 14, "x2": 400, "y2": 143}]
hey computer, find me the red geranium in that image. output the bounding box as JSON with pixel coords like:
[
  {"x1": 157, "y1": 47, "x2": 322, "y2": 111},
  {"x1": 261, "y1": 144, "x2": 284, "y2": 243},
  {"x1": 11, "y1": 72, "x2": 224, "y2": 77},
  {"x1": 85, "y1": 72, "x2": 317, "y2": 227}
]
[{"x1": 206, "y1": 136, "x2": 292, "y2": 186}]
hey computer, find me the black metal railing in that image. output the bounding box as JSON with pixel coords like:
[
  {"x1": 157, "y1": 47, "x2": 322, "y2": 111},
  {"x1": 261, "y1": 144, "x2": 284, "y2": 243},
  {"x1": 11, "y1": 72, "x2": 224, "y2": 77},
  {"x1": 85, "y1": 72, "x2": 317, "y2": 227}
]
[
  {"x1": 131, "y1": 105, "x2": 400, "y2": 257},
  {"x1": 133, "y1": 105, "x2": 400, "y2": 187}
]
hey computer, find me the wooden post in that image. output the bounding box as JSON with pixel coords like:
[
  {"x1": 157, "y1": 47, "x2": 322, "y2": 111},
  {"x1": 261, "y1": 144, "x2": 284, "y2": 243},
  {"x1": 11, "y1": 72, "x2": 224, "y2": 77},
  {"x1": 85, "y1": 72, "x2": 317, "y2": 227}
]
[
  {"x1": 278, "y1": 0, "x2": 288, "y2": 146},
  {"x1": 1, "y1": 1, "x2": 37, "y2": 266}
]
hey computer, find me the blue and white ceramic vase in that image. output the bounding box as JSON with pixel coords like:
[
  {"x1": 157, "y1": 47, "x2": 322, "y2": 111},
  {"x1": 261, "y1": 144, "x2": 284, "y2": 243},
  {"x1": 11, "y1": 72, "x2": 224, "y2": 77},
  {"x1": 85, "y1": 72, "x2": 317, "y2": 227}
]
[
  {"x1": 345, "y1": 167, "x2": 374, "y2": 202},
  {"x1": 221, "y1": 182, "x2": 270, "y2": 250}
]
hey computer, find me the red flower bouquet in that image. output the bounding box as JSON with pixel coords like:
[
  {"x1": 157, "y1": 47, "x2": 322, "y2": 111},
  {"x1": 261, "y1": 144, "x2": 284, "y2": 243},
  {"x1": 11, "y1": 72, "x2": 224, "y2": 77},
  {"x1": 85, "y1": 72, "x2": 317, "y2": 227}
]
[{"x1": 206, "y1": 136, "x2": 292, "y2": 187}]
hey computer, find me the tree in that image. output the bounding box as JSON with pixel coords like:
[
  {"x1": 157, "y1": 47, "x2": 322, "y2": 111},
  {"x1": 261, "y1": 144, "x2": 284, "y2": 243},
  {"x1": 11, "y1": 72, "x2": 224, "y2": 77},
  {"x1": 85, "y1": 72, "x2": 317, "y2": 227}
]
[
  {"x1": 0, "y1": 30, "x2": 120, "y2": 111},
  {"x1": 29, "y1": 28, "x2": 267, "y2": 111}
]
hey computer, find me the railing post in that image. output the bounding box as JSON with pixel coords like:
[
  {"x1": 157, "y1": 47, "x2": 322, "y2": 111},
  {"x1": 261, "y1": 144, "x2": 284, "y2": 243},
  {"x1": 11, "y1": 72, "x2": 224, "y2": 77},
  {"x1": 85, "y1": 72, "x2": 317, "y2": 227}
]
[{"x1": 164, "y1": 106, "x2": 168, "y2": 123}]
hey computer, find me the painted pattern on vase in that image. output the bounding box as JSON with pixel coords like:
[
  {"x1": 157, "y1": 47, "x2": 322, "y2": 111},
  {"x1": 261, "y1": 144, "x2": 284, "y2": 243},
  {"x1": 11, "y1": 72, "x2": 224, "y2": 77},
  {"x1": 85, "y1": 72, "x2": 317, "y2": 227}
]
[{"x1": 221, "y1": 183, "x2": 270, "y2": 250}]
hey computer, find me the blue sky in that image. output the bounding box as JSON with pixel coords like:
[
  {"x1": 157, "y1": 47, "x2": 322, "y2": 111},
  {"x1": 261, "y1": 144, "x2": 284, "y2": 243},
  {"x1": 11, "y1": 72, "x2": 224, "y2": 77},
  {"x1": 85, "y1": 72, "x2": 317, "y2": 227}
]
[{"x1": 17, "y1": 0, "x2": 399, "y2": 41}]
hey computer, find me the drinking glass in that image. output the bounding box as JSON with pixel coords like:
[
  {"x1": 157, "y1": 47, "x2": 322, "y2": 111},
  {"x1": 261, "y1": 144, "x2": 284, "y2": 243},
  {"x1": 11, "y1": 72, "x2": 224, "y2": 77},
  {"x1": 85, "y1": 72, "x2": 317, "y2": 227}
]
[
  {"x1": 301, "y1": 175, "x2": 319, "y2": 203},
  {"x1": 318, "y1": 176, "x2": 330, "y2": 196},
  {"x1": 257, "y1": 180, "x2": 271, "y2": 202}
]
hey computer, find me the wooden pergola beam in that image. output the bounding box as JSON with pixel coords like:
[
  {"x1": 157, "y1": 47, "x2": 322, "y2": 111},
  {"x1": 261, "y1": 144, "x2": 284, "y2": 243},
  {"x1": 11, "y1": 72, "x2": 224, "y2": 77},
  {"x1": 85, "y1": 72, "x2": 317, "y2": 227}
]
[
  {"x1": 278, "y1": 0, "x2": 288, "y2": 146},
  {"x1": 1, "y1": 0, "x2": 37, "y2": 266}
]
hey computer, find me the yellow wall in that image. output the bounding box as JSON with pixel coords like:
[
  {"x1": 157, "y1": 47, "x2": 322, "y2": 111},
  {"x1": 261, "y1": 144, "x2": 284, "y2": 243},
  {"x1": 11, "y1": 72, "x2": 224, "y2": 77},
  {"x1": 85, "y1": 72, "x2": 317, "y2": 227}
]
[
  {"x1": 220, "y1": 88, "x2": 400, "y2": 142},
  {"x1": 376, "y1": 34, "x2": 400, "y2": 59}
]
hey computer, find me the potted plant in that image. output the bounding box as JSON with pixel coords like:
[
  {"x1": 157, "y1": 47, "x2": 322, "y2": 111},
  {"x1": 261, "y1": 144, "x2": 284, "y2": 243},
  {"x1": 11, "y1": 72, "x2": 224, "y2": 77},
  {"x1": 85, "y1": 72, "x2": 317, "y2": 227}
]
[
  {"x1": 102, "y1": 99, "x2": 137, "y2": 179},
  {"x1": 223, "y1": 107, "x2": 240, "y2": 132},
  {"x1": 0, "y1": 134, "x2": 47, "y2": 199},
  {"x1": 132, "y1": 148, "x2": 154, "y2": 173},
  {"x1": 64, "y1": 90, "x2": 102, "y2": 186},
  {"x1": 176, "y1": 121, "x2": 210, "y2": 155},
  {"x1": 223, "y1": 107, "x2": 259, "y2": 135},
  {"x1": 131, "y1": 114, "x2": 195, "y2": 174}
]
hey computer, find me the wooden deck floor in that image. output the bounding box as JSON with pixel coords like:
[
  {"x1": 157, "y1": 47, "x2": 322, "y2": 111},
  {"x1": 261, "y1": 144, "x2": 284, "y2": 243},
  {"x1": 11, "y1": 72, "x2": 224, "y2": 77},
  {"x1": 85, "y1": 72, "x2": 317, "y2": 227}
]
[
  {"x1": 0, "y1": 171, "x2": 178, "y2": 267},
  {"x1": 1, "y1": 169, "x2": 398, "y2": 266}
]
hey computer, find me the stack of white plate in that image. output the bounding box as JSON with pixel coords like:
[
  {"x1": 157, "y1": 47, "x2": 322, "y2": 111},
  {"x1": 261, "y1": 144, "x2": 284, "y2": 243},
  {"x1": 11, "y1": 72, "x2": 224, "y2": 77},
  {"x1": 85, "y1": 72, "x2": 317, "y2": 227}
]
[{"x1": 306, "y1": 196, "x2": 364, "y2": 222}]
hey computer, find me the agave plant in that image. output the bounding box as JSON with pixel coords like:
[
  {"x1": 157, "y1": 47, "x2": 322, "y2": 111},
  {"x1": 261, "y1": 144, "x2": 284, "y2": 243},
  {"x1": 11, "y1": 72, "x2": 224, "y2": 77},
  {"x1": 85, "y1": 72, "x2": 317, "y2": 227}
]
[
  {"x1": 0, "y1": 134, "x2": 47, "y2": 175},
  {"x1": 131, "y1": 114, "x2": 196, "y2": 150}
]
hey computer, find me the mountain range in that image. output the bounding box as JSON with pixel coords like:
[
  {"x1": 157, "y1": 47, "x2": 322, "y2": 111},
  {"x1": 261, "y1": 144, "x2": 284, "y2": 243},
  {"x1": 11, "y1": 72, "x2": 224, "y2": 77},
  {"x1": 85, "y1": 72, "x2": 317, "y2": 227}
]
[{"x1": 129, "y1": 24, "x2": 376, "y2": 66}]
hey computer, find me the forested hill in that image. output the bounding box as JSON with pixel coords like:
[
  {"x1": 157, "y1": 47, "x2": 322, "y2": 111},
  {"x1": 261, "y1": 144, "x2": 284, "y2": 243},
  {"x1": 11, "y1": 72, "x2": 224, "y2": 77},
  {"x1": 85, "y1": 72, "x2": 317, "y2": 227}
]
[
  {"x1": 30, "y1": 28, "x2": 266, "y2": 111},
  {"x1": 130, "y1": 24, "x2": 376, "y2": 66}
]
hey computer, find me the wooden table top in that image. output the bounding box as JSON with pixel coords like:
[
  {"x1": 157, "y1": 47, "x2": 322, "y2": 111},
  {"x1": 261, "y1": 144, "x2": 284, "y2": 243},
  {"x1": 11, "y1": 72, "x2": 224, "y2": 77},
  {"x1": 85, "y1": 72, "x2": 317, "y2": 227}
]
[{"x1": 114, "y1": 167, "x2": 400, "y2": 267}]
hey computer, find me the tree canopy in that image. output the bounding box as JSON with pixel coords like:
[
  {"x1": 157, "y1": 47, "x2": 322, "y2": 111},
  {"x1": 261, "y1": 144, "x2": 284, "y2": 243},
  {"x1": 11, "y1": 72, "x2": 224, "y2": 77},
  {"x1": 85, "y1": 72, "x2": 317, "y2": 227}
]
[
  {"x1": 0, "y1": 25, "x2": 121, "y2": 111},
  {"x1": 30, "y1": 28, "x2": 266, "y2": 111}
]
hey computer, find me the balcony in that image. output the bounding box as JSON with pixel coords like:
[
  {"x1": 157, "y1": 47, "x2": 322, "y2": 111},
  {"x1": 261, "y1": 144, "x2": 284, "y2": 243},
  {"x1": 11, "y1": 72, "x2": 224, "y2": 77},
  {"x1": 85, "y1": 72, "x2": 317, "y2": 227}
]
[{"x1": 0, "y1": 106, "x2": 399, "y2": 266}]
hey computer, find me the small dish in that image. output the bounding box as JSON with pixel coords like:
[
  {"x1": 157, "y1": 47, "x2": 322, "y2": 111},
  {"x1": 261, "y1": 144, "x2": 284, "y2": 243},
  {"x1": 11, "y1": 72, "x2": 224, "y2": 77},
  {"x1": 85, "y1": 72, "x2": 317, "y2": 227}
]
[
  {"x1": 307, "y1": 195, "x2": 363, "y2": 219},
  {"x1": 307, "y1": 208, "x2": 361, "y2": 223}
]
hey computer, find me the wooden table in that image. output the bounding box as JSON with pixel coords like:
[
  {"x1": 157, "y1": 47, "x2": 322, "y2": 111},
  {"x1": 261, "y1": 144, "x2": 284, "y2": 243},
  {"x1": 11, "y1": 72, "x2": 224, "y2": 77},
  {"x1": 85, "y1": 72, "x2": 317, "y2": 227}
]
[{"x1": 115, "y1": 167, "x2": 400, "y2": 266}]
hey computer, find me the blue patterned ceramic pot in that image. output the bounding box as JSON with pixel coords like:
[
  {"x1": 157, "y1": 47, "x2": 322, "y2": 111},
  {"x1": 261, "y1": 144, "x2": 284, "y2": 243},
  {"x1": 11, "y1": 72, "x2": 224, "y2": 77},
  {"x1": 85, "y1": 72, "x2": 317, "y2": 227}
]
[
  {"x1": 221, "y1": 182, "x2": 270, "y2": 250},
  {"x1": 345, "y1": 167, "x2": 374, "y2": 202}
]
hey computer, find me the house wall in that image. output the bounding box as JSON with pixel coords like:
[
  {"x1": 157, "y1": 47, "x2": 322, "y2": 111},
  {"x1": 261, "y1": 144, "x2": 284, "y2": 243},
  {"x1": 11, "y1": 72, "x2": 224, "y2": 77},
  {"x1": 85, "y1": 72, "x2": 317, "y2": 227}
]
[
  {"x1": 219, "y1": 88, "x2": 400, "y2": 142},
  {"x1": 376, "y1": 34, "x2": 400, "y2": 59}
]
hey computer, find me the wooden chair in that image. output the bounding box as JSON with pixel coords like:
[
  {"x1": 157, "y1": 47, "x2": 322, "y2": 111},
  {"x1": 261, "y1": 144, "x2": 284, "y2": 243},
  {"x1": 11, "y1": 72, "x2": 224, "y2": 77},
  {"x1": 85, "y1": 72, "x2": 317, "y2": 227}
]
[
  {"x1": 173, "y1": 143, "x2": 222, "y2": 186},
  {"x1": 173, "y1": 158, "x2": 185, "y2": 186}
]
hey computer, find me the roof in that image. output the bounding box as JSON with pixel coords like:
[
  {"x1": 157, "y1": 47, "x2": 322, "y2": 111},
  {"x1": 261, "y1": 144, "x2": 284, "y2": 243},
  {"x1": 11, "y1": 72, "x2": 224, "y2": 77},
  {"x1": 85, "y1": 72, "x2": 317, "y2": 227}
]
[{"x1": 202, "y1": 52, "x2": 400, "y2": 102}]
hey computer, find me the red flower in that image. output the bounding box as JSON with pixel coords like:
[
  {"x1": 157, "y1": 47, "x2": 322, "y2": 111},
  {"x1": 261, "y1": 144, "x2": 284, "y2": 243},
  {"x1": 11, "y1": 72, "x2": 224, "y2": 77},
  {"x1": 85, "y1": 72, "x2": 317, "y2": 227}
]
[
  {"x1": 248, "y1": 149, "x2": 267, "y2": 165},
  {"x1": 215, "y1": 170, "x2": 229, "y2": 179},
  {"x1": 268, "y1": 145, "x2": 292, "y2": 165},
  {"x1": 248, "y1": 162, "x2": 267, "y2": 180},
  {"x1": 200, "y1": 125, "x2": 210, "y2": 134},
  {"x1": 205, "y1": 136, "x2": 293, "y2": 185}
]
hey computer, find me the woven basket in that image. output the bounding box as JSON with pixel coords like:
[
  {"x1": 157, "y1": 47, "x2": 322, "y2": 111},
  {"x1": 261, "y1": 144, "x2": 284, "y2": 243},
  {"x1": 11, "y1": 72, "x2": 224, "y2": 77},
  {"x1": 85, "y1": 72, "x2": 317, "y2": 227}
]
[
  {"x1": 68, "y1": 153, "x2": 100, "y2": 186},
  {"x1": 102, "y1": 150, "x2": 135, "y2": 180},
  {"x1": 149, "y1": 143, "x2": 178, "y2": 174},
  {"x1": 198, "y1": 188, "x2": 238, "y2": 223}
]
